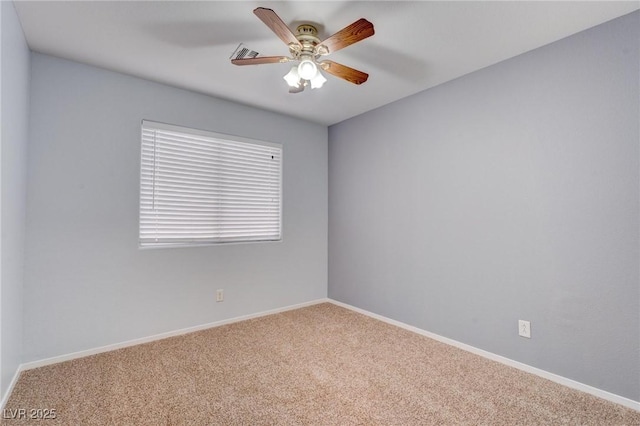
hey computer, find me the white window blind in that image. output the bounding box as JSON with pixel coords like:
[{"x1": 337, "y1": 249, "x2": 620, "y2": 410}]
[{"x1": 140, "y1": 121, "x2": 282, "y2": 247}]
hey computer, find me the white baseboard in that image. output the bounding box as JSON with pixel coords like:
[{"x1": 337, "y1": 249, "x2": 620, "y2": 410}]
[
  {"x1": 20, "y1": 298, "x2": 329, "y2": 372},
  {"x1": 328, "y1": 299, "x2": 640, "y2": 412},
  {"x1": 1, "y1": 365, "x2": 23, "y2": 411}
]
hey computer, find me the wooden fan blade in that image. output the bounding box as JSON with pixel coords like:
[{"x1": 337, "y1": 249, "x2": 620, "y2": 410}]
[
  {"x1": 319, "y1": 18, "x2": 374, "y2": 55},
  {"x1": 232, "y1": 56, "x2": 289, "y2": 65},
  {"x1": 253, "y1": 7, "x2": 301, "y2": 48},
  {"x1": 321, "y1": 60, "x2": 369, "y2": 85}
]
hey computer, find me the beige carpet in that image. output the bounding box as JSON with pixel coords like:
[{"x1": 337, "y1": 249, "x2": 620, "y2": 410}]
[{"x1": 2, "y1": 303, "x2": 639, "y2": 425}]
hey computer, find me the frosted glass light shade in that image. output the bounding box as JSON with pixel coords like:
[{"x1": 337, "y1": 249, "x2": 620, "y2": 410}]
[
  {"x1": 283, "y1": 66, "x2": 301, "y2": 87},
  {"x1": 310, "y1": 71, "x2": 327, "y2": 89},
  {"x1": 297, "y1": 59, "x2": 318, "y2": 80}
]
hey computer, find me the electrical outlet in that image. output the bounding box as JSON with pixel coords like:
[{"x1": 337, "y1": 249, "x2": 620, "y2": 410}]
[
  {"x1": 518, "y1": 320, "x2": 531, "y2": 338},
  {"x1": 216, "y1": 289, "x2": 224, "y2": 302}
]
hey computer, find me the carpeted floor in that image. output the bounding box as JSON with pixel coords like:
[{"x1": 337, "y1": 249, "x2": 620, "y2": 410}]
[{"x1": 2, "y1": 303, "x2": 639, "y2": 425}]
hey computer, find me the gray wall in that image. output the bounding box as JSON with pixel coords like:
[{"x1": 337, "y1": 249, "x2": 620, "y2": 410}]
[
  {"x1": 329, "y1": 11, "x2": 639, "y2": 401},
  {"x1": 1, "y1": 1, "x2": 30, "y2": 398},
  {"x1": 23, "y1": 53, "x2": 327, "y2": 362}
]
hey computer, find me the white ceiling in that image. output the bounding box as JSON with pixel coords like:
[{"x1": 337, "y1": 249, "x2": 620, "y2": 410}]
[{"x1": 13, "y1": 1, "x2": 639, "y2": 126}]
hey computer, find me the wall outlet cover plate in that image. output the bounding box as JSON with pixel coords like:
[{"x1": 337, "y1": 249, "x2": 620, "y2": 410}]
[{"x1": 518, "y1": 320, "x2": 531, "y2": 338}]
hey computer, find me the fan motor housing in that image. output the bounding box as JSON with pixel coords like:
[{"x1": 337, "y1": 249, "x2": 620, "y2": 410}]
[
  {"x1": 290, "y1": 24, "x2": 323, "y2": 58},
  {"x1": 296, "y1": 24, "x2": 318, "y2": 37}
]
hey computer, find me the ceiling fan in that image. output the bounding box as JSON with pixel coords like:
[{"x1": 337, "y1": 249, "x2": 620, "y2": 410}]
[{"x1": 231, "y1": 7, "x2": 374, "y2": 93}]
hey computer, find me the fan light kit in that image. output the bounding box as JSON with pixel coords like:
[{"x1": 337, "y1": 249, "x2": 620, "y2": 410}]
[{"x1": 231, "y1": 8, "x2": 374, "y2": 93}]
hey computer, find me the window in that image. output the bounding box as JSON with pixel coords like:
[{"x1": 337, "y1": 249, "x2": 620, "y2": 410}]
[{"x1": 140, "y1": 121, "x2": 282, "y2": 247}]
